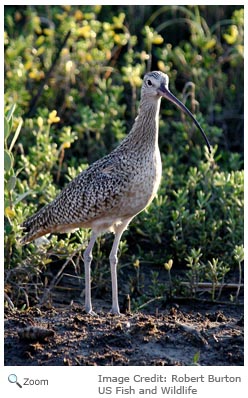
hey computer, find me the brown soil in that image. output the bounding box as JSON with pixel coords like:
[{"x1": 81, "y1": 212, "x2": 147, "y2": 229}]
[{"x1": 4, "y1": 299, "x2": 243, "y2": 366}]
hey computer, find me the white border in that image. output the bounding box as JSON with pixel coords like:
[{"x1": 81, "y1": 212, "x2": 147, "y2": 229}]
[{"x1": 2, "y1": 2, "x2": 246, "y2": 397}]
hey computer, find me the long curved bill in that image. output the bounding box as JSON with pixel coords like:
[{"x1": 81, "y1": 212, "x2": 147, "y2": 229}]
[{"x1": 158, "y1": 84, "x2": 211, "y2": 153}]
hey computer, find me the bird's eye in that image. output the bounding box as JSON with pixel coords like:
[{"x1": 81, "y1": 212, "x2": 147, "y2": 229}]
[{"x1": 147, "y1": 79, "x2": 152, "y2": 86}]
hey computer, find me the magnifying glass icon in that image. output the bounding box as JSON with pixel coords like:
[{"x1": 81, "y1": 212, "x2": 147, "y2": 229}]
[{"x1": 8, "y1": 374, "x2": 22, "y2": 388}]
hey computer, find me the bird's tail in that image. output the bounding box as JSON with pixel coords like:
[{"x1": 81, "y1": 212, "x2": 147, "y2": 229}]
[{"x1": 20, "y1": 206, "x2": 54, "y2": 244}]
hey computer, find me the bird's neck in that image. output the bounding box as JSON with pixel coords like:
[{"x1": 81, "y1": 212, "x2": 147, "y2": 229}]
[{"x1": 128, "y1": 97, "x2": 161, "y2": 150}]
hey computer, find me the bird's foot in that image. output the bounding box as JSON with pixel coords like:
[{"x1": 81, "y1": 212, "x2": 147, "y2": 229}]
[
  {"x1": 84, "y1": 308, "x2": 98, "y2": 316},
  {"x1": 109, "y1": 307, "x2": 124, "y2": 316},
  {"x1": 89, "y1": 310, "x2": 98, "y2": 316}
]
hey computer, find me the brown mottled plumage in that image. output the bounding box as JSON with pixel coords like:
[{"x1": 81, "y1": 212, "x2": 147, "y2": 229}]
[{"x1": 21, "y1": 71, "x2": 211, "y2": 315}]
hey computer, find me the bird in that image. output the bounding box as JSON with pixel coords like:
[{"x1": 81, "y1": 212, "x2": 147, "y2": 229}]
[{"x1": 21, "y1": 71, "x2": 211, "y2": 315}]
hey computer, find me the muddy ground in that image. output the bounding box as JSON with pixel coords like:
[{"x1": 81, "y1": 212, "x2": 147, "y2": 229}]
[
  {"x1": 4, "y1": 257, "x2": 244, "y2": 366},
  {"x1": 4, "y1": 297, "x2": 243, "y2": 366}
]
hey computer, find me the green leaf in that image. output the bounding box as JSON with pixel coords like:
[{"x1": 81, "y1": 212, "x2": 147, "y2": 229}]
[
  {"x1": 6, "y1": 103, "x2": 16, "y2": 122},
  {"x1": 193, "y1": 351, "x2": 200, "y2": 364},
  {"x1": 4, "y1": 150, "x2": 13, "y2": 172},
  {"x1": 14, "y1": 190, "x2": 34, "y2": 205},
  {"x1": 4, "y1": 116, "x2": 9, "y2": 139},
  {"x1": 6, "y1": 175, "x2": 17, "y2": 192}
]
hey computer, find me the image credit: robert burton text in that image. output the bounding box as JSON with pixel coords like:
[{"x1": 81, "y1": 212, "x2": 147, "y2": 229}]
[{"x1": 97, "y1": 373, "x2": 242, "y2": 396}]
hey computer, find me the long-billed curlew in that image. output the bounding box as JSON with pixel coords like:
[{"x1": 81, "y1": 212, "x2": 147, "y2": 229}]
[{"x1": 21, "y1": 71, "x2": 211, "y2": 315}]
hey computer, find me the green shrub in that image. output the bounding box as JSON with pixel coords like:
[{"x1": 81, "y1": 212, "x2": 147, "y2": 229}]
[{"x1": 4, "y1": 5, "x2": 243, "y2": 308}]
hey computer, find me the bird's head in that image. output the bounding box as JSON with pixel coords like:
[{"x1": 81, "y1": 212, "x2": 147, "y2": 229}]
[
  {"x1": 142, "y1": 71, "x2": 169, "y2": 98},
  {"x1": 142, "y1": 71, "x2": 211, "y2": 153}
]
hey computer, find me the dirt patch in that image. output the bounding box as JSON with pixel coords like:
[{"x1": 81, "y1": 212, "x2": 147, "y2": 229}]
[{"x1": 4, "y1": 300, "x2": 243, "y2": 366}]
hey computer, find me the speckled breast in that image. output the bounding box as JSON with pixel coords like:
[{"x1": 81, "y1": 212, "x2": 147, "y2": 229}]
[{"x1": 118, "y1": 147, "x2": 162, "y2": 217}]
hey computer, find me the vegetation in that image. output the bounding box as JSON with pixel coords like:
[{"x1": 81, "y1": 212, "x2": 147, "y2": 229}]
[{"x1": 4, "y1": 5, "x2": 244, "y2": 309}]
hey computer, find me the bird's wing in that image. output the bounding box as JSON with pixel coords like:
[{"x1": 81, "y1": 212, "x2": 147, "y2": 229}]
[
  {"x1": 60, "y1": 155, "x2": 131, "y2": 223},
  {"x1": 21, "y1": 153, "x2": 132, "y2": 241}
]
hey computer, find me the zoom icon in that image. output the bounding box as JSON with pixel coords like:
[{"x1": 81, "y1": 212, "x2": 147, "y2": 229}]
[{"x1": 8, "y1": 374, "x2": 22, "y2": 388}]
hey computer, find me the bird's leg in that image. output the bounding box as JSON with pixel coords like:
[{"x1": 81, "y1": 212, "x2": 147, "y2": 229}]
[
  {"x1": 83, "y1": 231, "x2": 97, "y2": 315},
  {"x1": 109, "y1": 232, "x2": 123, "y2": 315},
  {"x1": 109, "y1": 220, "x2": 131, "y2": 315}
]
